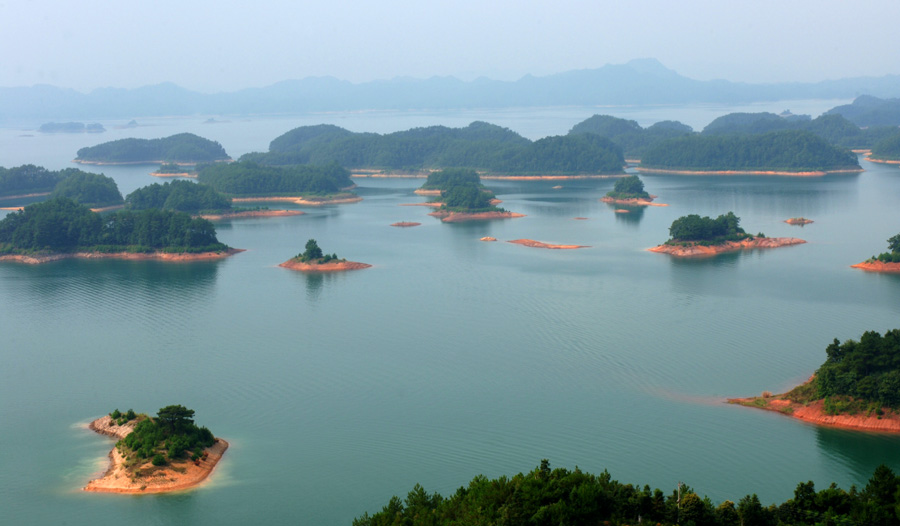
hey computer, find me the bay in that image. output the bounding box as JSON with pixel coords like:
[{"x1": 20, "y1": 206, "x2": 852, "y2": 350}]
[{"x1": 2, "y1": 101, "x2": 900, "y2": 526}]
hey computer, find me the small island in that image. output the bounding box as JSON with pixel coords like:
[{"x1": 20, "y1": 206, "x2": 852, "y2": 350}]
[
  {"x1": 599, "y1": 175, "x2": 667, "y2": 206},
  {"x1": 649, "y1": 212, "x2": 805, "y2": 257},
  {"x1": 390, "y1": 222, "x2": 421, "y2": 227},
  {"x1": 852, "y1": 233, "x2": 900, "y2": 273},
  {"x1": 74, "y1": 133, "x2": 231, "y2": 164},
  {"x1": 151, "y1": 162, "x2": 198, "y2": 178},
  {"x1": 279, "y1": 239, "x2": 371, "y2": 272},
  {"x1": 729, "y1": 329, "x2": 900, "y2": 433},
  {"x1": 784, "y1": 217, "x2": 814, "y2": 226},
  {"x1": 420, "y1": 169, "x2": 524, "y2": 222},
  {"x1": 0, "y1": 198, "x2": 240, "y2": 264},
  {"x1": 198, "y1": 161, "x2": 360, "y2": 206},
  {"x1": 85, "y1": 405, "x2": 227, "y2": 493},
  {"x1": 40, "y1": 122, "x2": 105, "y2": 134}
]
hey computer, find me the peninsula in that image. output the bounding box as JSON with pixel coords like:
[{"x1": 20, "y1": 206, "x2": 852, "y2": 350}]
[
  {"x1": 75, "y1": 133, "x2": 230, "y2": 164},
  {"x1": 852, "y1": 233, "x2": 900, "y2": 273},
  {"x1": 84, "y1": 405, "x2": 227, "y2": 494},
  {"x1": 197, "y1": 161, "x2": 360, "y2": 205},
  {"x1": 1, "y1": 164, "x2": 123, "y2": 208},
  {"x1": 729, "y1": 329, "x2": 900, "y2": 433},
  {"x1": 151, "y1": 163, "x2": 198, "y2": 178},
  {"x1": 599, "y1": 174, "x2": 668, "y2": 206},
  {"x1": 279, "y1": 239, "x2": 371, "y2": 272},
  {"x1": 649, "y1": 212, "x2": 805, "y2": 257}
]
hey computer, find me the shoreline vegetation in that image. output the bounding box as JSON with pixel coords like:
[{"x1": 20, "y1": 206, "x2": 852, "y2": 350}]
[
  {"x1": 428, "y1": 210, "x2": 524, "y2": 222},
  {"x1": 852, "y1": 233, "x2": 900, "y2": 273},
  {"x1": 231, "y1": 195, "x2": 362, "y2": 206},
  {"x1": 649, "y1": 211, "x2": 805, "y2": 257},
  {"x1": 198, "y1": 210, "x2": 304, "y2": 221},
  {"x1": 852, "y1": 261, "x2": 900, "y2": 273},
  {"x1": 279, "y1": 238, "x2": 370, "y2": 273},
  {"x1": 729, "y1": 329, "x2": 900, "y2": 434},
  {"x1": 84, "y1": 407, "x2": 227, "y2": 494},
  {"x1": 74, "y1": 133, "x2": 230, "y2": 164}
]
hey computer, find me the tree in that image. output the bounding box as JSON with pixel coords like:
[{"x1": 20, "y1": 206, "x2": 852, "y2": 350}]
[
  {"x1": 156, "y1": 405, "x2": 195, "y2": 435},
  {"x1": 888, "y1": 233, "x2": 900, "y2": 253},
  {"x1": 301, "y1": 239, "x2": 324, "y2": 261}
]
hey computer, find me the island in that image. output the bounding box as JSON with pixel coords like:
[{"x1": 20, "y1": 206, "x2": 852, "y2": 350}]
[
  {"x1": 0, "y1": 198, "x2": 240, "y2": 264},
  {"x1": 151, "y1": 162, "x2": 198, "y2": 178},
  {"x1": 599, "y1": 174, "x2": 667, "y2": 206},
  {"x1": 84, "y1": 405, "x2": 227, "y2": 493},
  {"x1": 0, "y1": 165, "x2": 124, "y2": 209},
  {"x1": 784, "y1": 217, "x2": 814, "y2": 226},
  {"x1": 197, "y1": 161, "x2": 360, "y2": 205},
  {"x1": 418, "y1": 169, "x2": 525, "y2": 222},
  {"x1": 39, "y1": 122, "x2": 104, "y2": 134},
  {"x1": 239, "y1": 122, "x2": 625, "y2": 177},
  {"x1": 125, "y1": 179, "x2": 302, "y2": 220},
  {"x1": 279, "y1": 239, "x2": 370, "y2": 272},
  {"x1": 508, "y1": 239, "x2": 589, "y2": 249},
  {"x1": 852, "y1": 233, "x2": 900, "y2": 273},
  {"x1": 729, "y1": 329, "x2": 900, "y2": 433},
  {"x1": 74, "y1": 133, "x2": 231, "y2": 164},
  {"x1": 637, "y1": 130, "x2": 862, "y2": 175},
  {"x1": 648, "y1": 212, "x2": 805, "y2": 257},
  {"x1": 353, "y1": 459, "x2": 900, "y2": 526}
]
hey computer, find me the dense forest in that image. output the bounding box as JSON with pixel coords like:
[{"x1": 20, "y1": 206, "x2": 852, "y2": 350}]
[
  {"x1": 39, "y1": 122, "x2": 104, "y2": 133},
  {"x1": 825, "y1": 95, "x2": 900, "y2": 128},
  {"x1": 420, "y1": 168, "x2": 483, "y2": 190},
  {"x1": 75, "y1": 133, "x2": 230, "y2": 163},
  {"x1": 869, "y1": 132, "x2": 900, "y2": 161},
  {"x1": 115, "y1": 405, "x2": 216, "y2": 467},
  {"x1": 666, "y1": 212, "x2": 756, "y2": 244},
  {"x1": 0, "y1": 198, "x2": 226, "y2": 253},
  {"x1": 241, "y1": 122, "x2": 625, "y2": 175},
  {"x1": 355, "y1": 460, "x2": 900, "y2": 526},
  {"x1": 126, "y1": 180, "x2": 232, "y2": 213},
  {"x1": 0, "y1": 165, "x2": 69, "y2": 198},
  {"x1": 197, "y1": 161, "x2": 353, "y2": 197},
  {"x1": 50, "y1": 170, "x2": 123, "y2": 208},
  {"x1": 605, "y1": 174, "x2": 650, "y2": 199},
  {"x1": 700, "y1": 112, "x2": 896, "y2": 150},
  {"x1": 568, "y1": 115, "x2": 693, "y2": 158},
  {"x1": 640, "y1": 130, "x2": 860, "y2": 172}
]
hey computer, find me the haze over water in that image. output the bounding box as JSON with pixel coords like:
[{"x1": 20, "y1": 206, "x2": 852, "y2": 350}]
[{"x1": 2, "y1": 102, "x2": 900, "y2": 525}]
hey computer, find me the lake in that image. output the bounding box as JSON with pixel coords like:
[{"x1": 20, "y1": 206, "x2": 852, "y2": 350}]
[{"x1": 2, "y1": 101, "x2": 900, "y2": 525}]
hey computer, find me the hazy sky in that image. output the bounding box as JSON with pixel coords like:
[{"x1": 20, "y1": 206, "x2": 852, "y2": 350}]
[{"x1": 2, "y1": 0, "x2": 899, "y2": 93}]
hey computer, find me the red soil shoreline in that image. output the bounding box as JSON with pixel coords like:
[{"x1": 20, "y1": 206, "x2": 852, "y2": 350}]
[
  {"x1": 0, "y1": 191, "x2": 51, "y2": 200},
  {"x1": 864, "y1": 156, "x2": 900, "y2": 165},
  {"x1": 784, "y1": 218, "x2": 814, "y2": 225},
  {"x1": 198, "y1": 210, "x2": 304, "y2": 220},
  {"x1": 648, "y1": 237, "x2": 806, "y2": 257},
  {"x1": 151, "y1": 172, "x2": 197, "y2": 178},
  {"x1": 428, "y1": 210, "x2": 525, "y2": 222},
  {"x1": 851, "y1": 261, "x2": 900, "y2": 273},
  {"x1": 636, "y1": 167, "x2": 863, "y2": 176},
  {"x1": 231, "y1": 195, "x2": 362, "y2": 206},
  {"x1": 83, "y1": 416, "x2": 228, "y2": 494},
  {"x1": 390, "y1": 222, "x2": 421, "y2": 227},
  {"x1": 728, "y1": 397, "x2": 900, "y2": 433},
  {"x1": 600, "y1": 195, "x2": 668, "y2": 207},
  {"x1": 508, "y1": 239, "x2": 589, "y2": 249},
  {"x1": 279, "y1": 258, "x2": 372, "y2": 272},
  {"x1": 0, "y1": 248, "x2": 244, "y2": 265}
]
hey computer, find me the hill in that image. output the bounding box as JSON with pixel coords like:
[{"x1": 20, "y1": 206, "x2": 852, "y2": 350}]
[{"x1": 75, "y1": 133, "x2": 230, "y2": 164}]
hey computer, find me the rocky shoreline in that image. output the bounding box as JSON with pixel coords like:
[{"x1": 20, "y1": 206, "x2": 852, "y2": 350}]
[
  {"x1": 198, "y1": 210, "x2": 304, "y2": 221},
  {"x1": 648, "y1": 237, "x2": 805, "y2": 257},
  {"x1": 728, "y1": 396, "x2": 900, "y2": 433},
  {"x1": 428, "y1": 210, "x2": 525, "y2": 222},
  {"x1": 279, "y1": 259, "x2": 372, "y2": 272},
  {"x1": 0, "y1": 248, "x2": 244, "y2": 265},
  {"x1": 851, "y1": 261, "x2": 900, "y2": 273},
  {"x1": 636, "y1": 167, "x2": 863, "y2": 176},
  {"x1": 508, "y1": 239, "x2": 589, "y2": 249}
]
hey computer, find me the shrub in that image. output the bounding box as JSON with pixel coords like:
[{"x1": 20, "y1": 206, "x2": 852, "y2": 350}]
[
  {"x1": 111, "y1": 409, "x2": 122, "y2": 419},
  {"x1": 151, "y1": 454, "x2": 166, "y2": 466}
]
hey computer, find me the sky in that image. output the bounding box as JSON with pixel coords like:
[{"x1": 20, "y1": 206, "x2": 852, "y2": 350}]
[{"x1": 2, "y1": 0, "x2": 899, "y2": 93}]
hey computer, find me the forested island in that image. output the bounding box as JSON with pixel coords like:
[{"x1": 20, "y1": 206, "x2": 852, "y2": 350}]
[
  {"x1": 240, "y1": 122, "x2": 625, "y2": 176},
  {"x1": 649, "y1": 212, "x2": 805, "y2": 257},
  {"x1": 638, "y1": 130, "x2": 862, "y2": 175},
  {"x1": 0, "y1": 198, "x2": 238, "y2": 263},
  {"x1": 196, "y1": 161, "x2": 360, "y2": 205},
  {"x1": 74, "y1": 133, "x2": 230, "y2": 164},
  {"x1": 730, "y1": 329, "x2": 900, "y2": 433},
  {"x1": 416, "y1": 168, "x2": 524, "y2": 222},
  {"x1": 126, "y1": 179, "x2": 303, "y2": 220},
  {"x1": 568, "y1": 115, "x2": 693, "y2": 159},
  {"x1": 599, "y1": 174, "x2": 666, "y2": 206},
  {"x1": 700, "y1": 112, "x2": 896, "y2": 150},
  {"x1": 852, "y1": 233, "x2": 900, "y2": 273},
  {"x1": 866, "y1": 131, "x2": 900, "y2": 163},
  {"x1": 825, "y1": 95, "x2": 900, "y2": 128},
  {"x1": 39, "y1": 122, "x2": 104, "y2": 133},
  {"x1": 354, "y1": 459, "x2": 900, "y2": 526},
  {"x1": 85, "y1": 405, "x2": 227, "y2": 493},
  {"x1": 279, "y1": 238, "x2": 370, "y2": 272},
  {"x1": 0, "y1": 165, "x2": 123, "y2": 208},
  {"x1": 151, "y1": 162, "x2": 197, "y2": 177}
]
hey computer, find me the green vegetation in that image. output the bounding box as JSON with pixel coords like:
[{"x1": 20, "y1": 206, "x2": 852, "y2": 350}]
[
  {"x1": 0, "y1": 198, "x2": 226, "y2": 254},
  {"x1": 666, "y1": 212, "x2": 758, "y2": 245},
  {"x1": 869, "y1": 131, "x2": 900, "y2": 162},
  {"x1": 50, "y1": 170, "x2": 123, "y2": 208},
  {"x1": 0, "y1": 165, "x2": 68, "y2": 198},
  {"x1": 75, "y1": 133, "x2": 230, "y2": 163},
  {"x1": 296, "y1": 239, "x2": 341, "y2": 264},
  {"x1": 569, "y1": 114, "x2": 693, "y2": 158},
  {"x1": 605, "y1": 174, "x2": 650, "y2": 199},
  {"x1": 641, "y1": 130, "x2": 860, "y2": 172},
  {"x1": 355, "y1": 460, "x2": 900, "y2": 526},
  {"x1": 126, "y1": 180, "x2": 232, "y2": 213},
  {"x1": 873, "y1": 234, "x2": 900, "y2": 263},
  {"x1": 197, "y1": 161, "x2": 353, "y2": 197},
  {"x1": 825, "y1": 95, "x2": 900, "y2": 128},
  {"x1": 154, "y1": 163, "x2": 193, "y2": 174},
  {"x1": 117, "y1": 405, "x2": 215, "y2": 468},
  {"x1": 420, "y1": 168, "x2": 482, "y2": 190},
  {"x1": 418, "y1": 168, "x2": 503, "y2": 212},
  {"x1": 39, "y1": 122, "x2": 104, "y2": 133},
  {"x1": 701, "y1": 112, "x2": 896, "y2": 150},
  {"x1": 242, "y1": 122, "x2": 624, "y2": 175}
]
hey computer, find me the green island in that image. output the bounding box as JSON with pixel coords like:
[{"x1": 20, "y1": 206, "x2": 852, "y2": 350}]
[
  {"x1": 196, "y1": 160, "x2": 359, "y2": 204},
  {"x1": 649, "y1": 212, "x2": 805, "y2": 257},
  {"x1": 867, "y1": 131, "x2": 900, "y2": 163},
  {"x1": 638, "y1": 130, "x2": 862, "y2": 174},
  {"x1": 852, "y1": 233, "x2": 900, "y2": 273},
  {"x1": 1, "y1": 165, "x2": 68, "y2": 199},
  {"x1": 414, "y1": 168, "x2": 525, "y2": 222},
  {"x1": 240, "y1": 122, "x2": 625, "y2": 176},
  {"x1": 354, "y1": 459, "x2": 900, "y2": 526},
  {"x1": 599, "y1": 174, "x2": 668, "y2": 208},
  {"x1": 84, "y1": 405, "x2": 227, "y2": 494},
  {"x1": 279, "y1": 238, "x2": 370, "y2": 272},
  {"x1": 1, "y1": 165, "x2": 123, "y2": 208},
  {"x1": 568, "y1": 114, "x2": 693, "y2": 159},
  {"x1": 730, "y1": 329, "x2": 900, "y2": 433},
  {"x1": 74, "y1": 133, "x2": 230, "y2": 164},
  {"x1": 151, "y1": 162, "x2": 197, "y2": 177},
  {"x1": 0, "y1": 197, "x2": 237, "y2": 263},
  {"x1": 39, "y1": 122, "x2": 105, "y2": 134},
  {"x1": 126, "y1": 179, "x2": 232, "y2": 214}
]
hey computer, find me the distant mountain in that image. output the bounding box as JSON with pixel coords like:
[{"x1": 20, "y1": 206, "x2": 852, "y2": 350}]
[
  {"x1": 824, "y1": 95, "x2": 900, "y2": 127},
  {"x1": 3, "y1": 59, "x2": 900, "y2": 122}
]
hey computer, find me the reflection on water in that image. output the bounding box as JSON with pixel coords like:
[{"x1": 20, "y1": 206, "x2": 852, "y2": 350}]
[
  {"x1": 815, "y1": 427, "x2": 900, "y2": 482},
  {"x1": 611, "y1": 204, "x2": 645, "y2": 224}
]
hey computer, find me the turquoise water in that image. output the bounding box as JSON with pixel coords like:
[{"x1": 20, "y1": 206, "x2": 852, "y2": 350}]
[{"x1": 2, "y1": 104, "x2": 900, "y2": 525}]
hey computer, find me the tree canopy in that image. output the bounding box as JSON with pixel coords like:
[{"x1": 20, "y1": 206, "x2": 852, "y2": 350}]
[
  {"x1": 873, "y1": 233, "x2": 900, "y2": 263},
  {"x1": 126, "y1": 179, "x2": 232, "y2": 213},
  {"x1": 420, "y1": 168, "x2": 482, "y2": 190},
  {"x1": 870, "y1": 131, "x2": 900, "y2": 161},
  {"x1": 75, "y1": 133, "x2": 230, "y2": 163},
  {"x1": 197, "y1": 161, "x2": 353, "y2": 197},
  {"x1": 606, "y1": 174, "x2": 649, "y2": 199},
  {"x1": 117, "y1": 405, "x2": 215, "y2": 464},
  {"x1": 0, "y1": 165, "x2": 68, "y2": 198},
  {"x1": 50, "y1": 169, "x2": 123, "y2": 207},
  {"x1": 568, "y1": 114, "x2": 693, "y2": 158},
  {"x1": 809, "y1": 329, "x2": 900, "y2": 409},
  {"x1": 667, "y1": 212, "x2": 752, "y2": 244}
]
